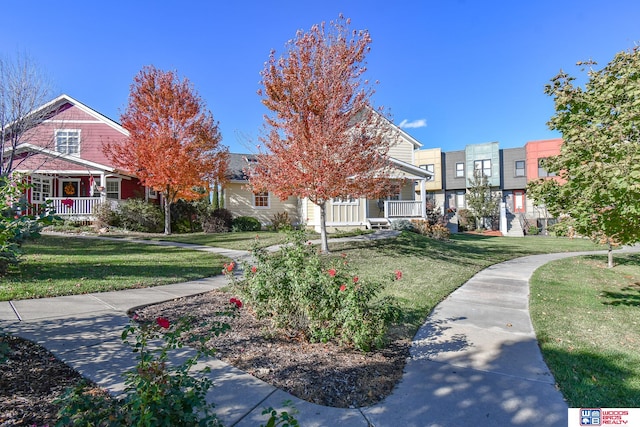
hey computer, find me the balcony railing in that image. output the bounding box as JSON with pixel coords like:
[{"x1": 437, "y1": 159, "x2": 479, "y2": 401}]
[
  {"x1": 48, "y1": 197, "x2": 103, "y2": 220},
  {"x1": 384, "y1": 200, "x2": 423, "y2": 218}
]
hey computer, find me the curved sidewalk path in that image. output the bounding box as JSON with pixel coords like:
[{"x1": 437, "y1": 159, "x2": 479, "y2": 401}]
[{"x1": 1, "y1": 234, "x2": 636, "y2": 426}]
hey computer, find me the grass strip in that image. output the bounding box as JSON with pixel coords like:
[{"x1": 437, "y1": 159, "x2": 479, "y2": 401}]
[
  {"x1": 1, "y1": 235, "x2": 227, "y2": 301},
  {"x1": 530, "y1": 253, "x2": 640, "y2": 407}
]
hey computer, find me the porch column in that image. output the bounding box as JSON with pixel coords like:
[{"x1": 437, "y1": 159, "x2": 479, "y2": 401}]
[
  {"x1": 420, "y1": 179, "x2": 427, "y2": 219},
  {"x1": 100, "y1": 172, "x2": 107, "y2": 202}
]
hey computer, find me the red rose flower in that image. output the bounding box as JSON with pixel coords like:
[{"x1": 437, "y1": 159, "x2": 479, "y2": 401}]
[
  {"x1": 328, "y1": 268, "x2": 337, "y2": 277},
  {"x1": 353, "y1": 276, "x2": 359, "y2": 283},
  {"x1": 156, "y1": 317, "x2": 170, "y2": 329},
  {"x1": 251, "y1": 265, "x2": 257, "y2": 273},
  {"x1": 339, "y1": 284, "x2": 347, "y2": 292},
  {"x1": 226, "y1": 262, "x2": 235, "y2": 272},
  {"x1": 230, "y1": 298, "x2": 243, "y2": 309},
  {"x1": 394, "y1": 270, "x2": 403, "y2": 280}
]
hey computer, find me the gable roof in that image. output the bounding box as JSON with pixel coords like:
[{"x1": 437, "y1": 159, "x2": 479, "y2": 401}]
[
  {"x1": 37, "y1": 94, "x2": 129, "y2": 136},
  {"x1": 227, "y1": 152, "x2": 432, "y2": 183},
  {"x1": 227, "y1": 153, "x2": 257, "y2": 182},
  {"x1": 389, "y1": 157, "x2": 433, "y2": 179},
  {"x1": 364, "y1": 107, "x2": 422, "y2": 149}
]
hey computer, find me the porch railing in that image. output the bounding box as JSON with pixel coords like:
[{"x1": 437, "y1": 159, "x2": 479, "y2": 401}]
[
  {"x1": 48, "y1": 197, "x2": 103, "y2": 220},
  {"x1": 384, "y1": 200, "x2": 423, "y2": 218}
]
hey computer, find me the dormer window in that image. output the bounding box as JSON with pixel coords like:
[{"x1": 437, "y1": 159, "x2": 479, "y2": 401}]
[{"x1": 55, "y1": 129, "x2": 80, "y2": 156}]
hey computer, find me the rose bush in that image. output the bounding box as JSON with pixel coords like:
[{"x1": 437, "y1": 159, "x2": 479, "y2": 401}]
[{"x1": 226, "y1": 230, "x2": 401, "y2": 351}]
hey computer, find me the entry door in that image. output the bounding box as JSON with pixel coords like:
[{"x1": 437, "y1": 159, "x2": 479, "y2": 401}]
[
  {"x1": 513, "y1": 190, "x2": 525, "y2": 213},
  {"x1": 61, "y1": 179, "x2": 80, "y2": 198}
]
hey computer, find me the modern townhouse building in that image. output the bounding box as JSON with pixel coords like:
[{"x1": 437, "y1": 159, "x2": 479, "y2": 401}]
[{"x1": 424, "y1": 139, "x2": 562, "y2": 235}]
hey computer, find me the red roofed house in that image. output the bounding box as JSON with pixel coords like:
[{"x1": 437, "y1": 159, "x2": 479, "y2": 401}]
[{"x1": 2, "y1": 94, "x2": 155, "y2": 221}]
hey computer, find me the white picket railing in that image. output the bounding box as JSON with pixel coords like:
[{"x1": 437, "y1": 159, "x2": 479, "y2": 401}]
[
  {"x1": 48, "y1": 197, "x2": 103, "y2": 220},
  {"x1": 384, "y1": 200, "x2": 423, "y2": 218}
]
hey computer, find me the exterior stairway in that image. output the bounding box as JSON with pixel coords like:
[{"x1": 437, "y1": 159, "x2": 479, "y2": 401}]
[
  {"x1": 367, "y1": 218, "x2": 391, "y2": 230},
  {"x1": 505, "y1": 213, "x2": 525, "y2": 237}
]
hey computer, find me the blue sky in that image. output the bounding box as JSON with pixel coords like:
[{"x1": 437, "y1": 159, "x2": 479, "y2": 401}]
[{"x1": 2, "y1": 1, "x2": 639, "y2": 154}]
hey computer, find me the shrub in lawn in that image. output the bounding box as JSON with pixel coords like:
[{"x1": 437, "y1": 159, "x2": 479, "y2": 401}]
[
  {"x1": 410, "y1": 219, "x2": 451, "y2": 240},
  {"x1": 527, "y1": 225, "x2": 540, "y2": 235},
  {"x1": 212, "y1": 208, "x2": 234, "y2": 229},
  {"x1": 548, "y1": 217, "x2": 573, "y2": 237},
  {"x1": 118, "y1": 199, "x2": 164, "y2": 233},
  {"x1": 226, "y1": 230, "x2": 401, "y2": 351},
  {"x1": 456, "y1": 208, "x2": 474, "y2": 232},
  {"x1": 1, "y1": 175, "x2": 55, "y2": 275},
  {"x1": 390, "y1": 219, "x2": 414, "y2": 232},
  {"x1": 199, "y1": 208, "x2": 233, "y2": 233},
  {"x1": 170, "y1": 199, "x2": 202, "y2": 233},
  {"x1": 232, "y1": 216, "x2": 261, "y2": 232},
  {"x1": 93, "y1": 201, "x2": 120, "y2": 229},
  {"x1": 270, "y1": 211, "x2": 292, "y2": 232},
  {"x1": 429, "y1": 224, "x2": 451, "y2": 240}
]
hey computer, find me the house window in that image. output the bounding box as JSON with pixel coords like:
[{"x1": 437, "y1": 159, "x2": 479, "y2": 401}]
[
  {"x1": 105, "y1": 179, "x2": 121, "y2": 200},
  {"x1": 55, "y1": 130, "x2": 80, "y2": 156},
  {"x1": 515, "y1": 160, "x2": 525, "y2": 177},
  {"x1": 455, "y1": 162, "x2": 464, "y2": 178},
  {"x1": 31, "y1": 176, "x2": 52, "y2": 203},
  {"x1": 474, "y1": 159, "x2": 492, "y2": 177},
  {"x1": 538, "y1": 158, "x2": 556, "y2": 177},
  {"x1": 147, "y1": 188, "x2": 158, "y2": 199},
  {"x1": 333, "y1": 196, "x2": 358, "y2": 205},
  {"x1": 254, "y1": 191, "x2": 269, "y2": 208},
  {"x1": 420, "y1": 164, "x2": 435, "y2": 181}
]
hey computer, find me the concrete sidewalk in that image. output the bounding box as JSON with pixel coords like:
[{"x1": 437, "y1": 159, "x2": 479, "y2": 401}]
[{"x1": 2, "y1": 236, "x2": 632, "y2": 426}]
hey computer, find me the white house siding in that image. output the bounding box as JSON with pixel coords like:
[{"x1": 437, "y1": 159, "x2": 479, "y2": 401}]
[
  {"x1": 224, "y1": 183, "x2": 299, "y2": 226},
  {"x1": 387, "y1": 137, "x2": 415, "y2": 164},
  {"x1": 327, "y1": 199, "x2": 366, "y2": 227},
  {"x1": 304, "y1": 198, "x2": 317, "y2": 225}
]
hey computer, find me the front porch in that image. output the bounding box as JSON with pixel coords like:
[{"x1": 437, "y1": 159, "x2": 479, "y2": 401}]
[
  {"x1": 366, "y1": 200, "x2": 424, "y2": 229},
  {"x1": 47, "y1": 197, "x2": 105, "y2": 222}
]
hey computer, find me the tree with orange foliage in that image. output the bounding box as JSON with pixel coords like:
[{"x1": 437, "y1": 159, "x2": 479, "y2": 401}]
[
  {"x1": 104, "y1": 66, "x2": 228, "y2": 234},
  {"x1": 250, "y1": 16, "x2": 395, "y2": 253}
]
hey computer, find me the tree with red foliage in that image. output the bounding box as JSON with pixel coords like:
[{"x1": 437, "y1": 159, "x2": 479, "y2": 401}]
[
  {"x1": 250, "y1": 16, "x2": 395, "y2": 253},
  {"x1": 104, "y1": 66, "x2": 228, "y2": 234}
]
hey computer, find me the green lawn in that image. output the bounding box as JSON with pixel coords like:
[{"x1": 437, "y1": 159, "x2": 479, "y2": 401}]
[
  {"x1": 106, "y1": 230, "x2": 288, "y2": 251},
  {"x1": 530, "y1": 253, "x2": 640, "y2": 407},
  {"x1": 5, "y1": 230, "x2": 633, "y2": 404},
  {"x1": 327, "y1": 232, "x2": 605, "y2": 335},
  {"x1": 4, "y1": 231, "x2": 604, "y2": 315},
  {"x1": 98, "y1": 229, "x2": 371, "y2": 251},
  {"x1": 1, "y1": 235, "x2": 228, "y2": 301}
]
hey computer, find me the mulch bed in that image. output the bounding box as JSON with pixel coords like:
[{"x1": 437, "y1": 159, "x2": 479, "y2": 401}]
[{"x1": 0, "y1": 289, "x2": 410, "y2": 424}]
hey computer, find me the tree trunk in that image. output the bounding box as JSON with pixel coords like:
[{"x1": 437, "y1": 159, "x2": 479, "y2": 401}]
[
  {"x1": 319, "y1": 201, "x2": 329, "y2": 254},
  {"x1": 608, "y1": 242, "x2": 614, "y2": 268},
  {"x1": 163, "y1": 189, "x2": 172, "y2": 235}
]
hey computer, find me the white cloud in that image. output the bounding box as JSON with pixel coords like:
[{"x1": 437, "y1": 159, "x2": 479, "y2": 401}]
[{"x1": 398, "y1": 118, "x2": 427, "y2": 129}]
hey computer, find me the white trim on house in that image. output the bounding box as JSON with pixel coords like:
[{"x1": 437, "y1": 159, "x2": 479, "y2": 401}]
[
  {"x1": 29, "y1": 94, "x2": 129, "y2": 136},
  {"x1": 54, "y1": 129, "x2": 81, "y2": 157},
  {"x1": 253, "y1": 191, "x2": 270, "y2": 209},
  {"x1": 8, "y1": 143, "x2": 118, "y2": 173},
  {"x1": 389, "y1": 157, "x2": 433, "y2": 179},
  {"x1": 31, "y1": 175, "x2": 53, "y2": 204},
  {"x1": 45, "y1": 119, "x2": 103, "y2": 124}
]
